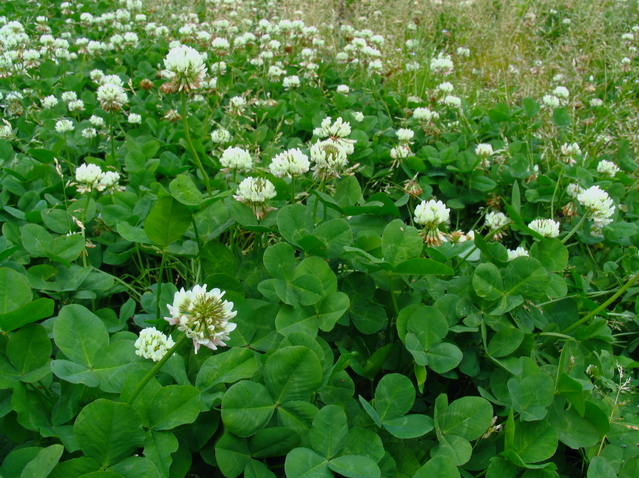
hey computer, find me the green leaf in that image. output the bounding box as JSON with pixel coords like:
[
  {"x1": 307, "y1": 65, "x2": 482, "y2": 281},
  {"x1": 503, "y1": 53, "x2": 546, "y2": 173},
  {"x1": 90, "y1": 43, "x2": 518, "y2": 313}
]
[
  {"x1": 78, "y1": 472, "x2": 124, "y2": 478},
  {"x1": 329, "y1": 455, "x2": 380, "y2": 478},
  {"x1": 340, "y1": 427, "x2": 385, "y2": 463},
  {"x1": 215, "y1": 432, "x2": 251, "y2": 478},
  {"x1": 552, "y1": 406, "x2": 599, "y2": 449},
  {"x1": 530, "y1": 239, "x2": 568, "y2": 272},
  {"x1": 472, "y1": 263, "x2": 504, "y2": 301},
  {"x1": 285, "y1": 448, "x2": 331, "y2": 478},
  {"x1": 488, "y1": 328, "x2": 525, "y2": 358},
  {"x1": 587, "y1": 456, "x2": 617, "y2": 478},
  {"x1": 277, "y1": 401, "x2": 319, "y2": 446},
  {"x1": 313, "y1": 219, "x2": 353, "y2": 258},
  {"x1": 334, "y1": 176, "x2": 362, "y2": 207},
  {"x1": 144, "y1": 196, "x2": 192, "y2": 248},
  {"x1": 557, "y1": 373, "x2": 585, "y2": 416},
  {"x1": 0, "y1": 298, "x2": 55, "y2": 332},
  {"x1": 553, "y1": 107, "x2": 571, "y2": 127},
  {"x1": 359, "y1": 396, "x2": 382, "y2": 427},
  {"x1": 382, "y1": 220, "x2": 423, "y2": 266},
  {"x1": 432, "y1": 434, "x2": 472, "y2": 466},
  {"x1": 277, "y1": 204, "x2": 314, "y2": 247},
  {"x1": 440, "y1": 396, "x2": 494, "y2": 441},
  {"x1": 276, "y1": 305, "x2": 318, "y2": 337},
  {"x1": 196, "y1": 347, "x2": 258, "y2": 391},
  {"x1": 244, "y1": 459, "x2": 277, "y2": 478},
  {"x1": 413, "y1": 455, "x2": 461, "y2": 478},
  {"x1": 310, "y1": 405, "x2": 348, "y2": 459},
  {"x1": 394, "y1": 258, "x2": 454, "y2": 275},
  {"x1": 264, "y1": 346, "x2": 323, "y2": 404},
  {"x1": 74, "y1": 399, "x2": 145, "y2": 467},
  {"x1": 21, "y1": 224, "x2": 54, "y2": 258},
  {"x1": 249, "y1": 427, "x2": 300, "y2": 458},
  {"x1": 143, "y1": 431, "x2": 178, "y2": 478},
  {"x1": 108, "y1": 457, "x2": 161, "y2": 478},
  {"x1": 427, "y1": 343, "x2": 462, "y2": 374},
  {"x1": 504, "y1": 257, "x2": 548, "y2": 300},
  {"x1": 407, "y1": 306, "x2": 448, "y2": 351},
  {"x1": 298, "y1": 235, "x2": 329, "y2": 259},
  {"x1": 48, "y1": 457, "x2": 101, "y2": 478},
  {"x1": 350, "y1": 303, "x2": 386, "y2": 334},
  {"x1": 508, "y1": 374, "x2": 554, "y2": 421},
  {"x1": 291, "y1": 275, "x2": 324, "y2": 306},
  {"x1": 169, "y1": 174, "x2": 203, "y2": 206},
  {"x1": 116, "y1": 222, "x2": 152, "y2": 244},
  {"x1": 0, "y1": 267, "x2": 32, "y2": 314},
  {"x1": 382, "y1": 415, "x2": 434, "y2": 439},
  {"x1": 504, "y1": 414, "x2": 558, "y2": 464},
  {"x1": 148, "y1": 385, "x2": 201, "y2": 430},
  {"x1": 7, "y1": 323, "x2": 51, "y2": 380},
  {"x1": 486, "y1": 457, "x2": 519, "y2": 478},
  {"x1": 53, "y1": 305, "x2": 109, "y2": 368},
  {"x1": 374, "y1": 373, "x2": 415, "y2": 422},
  {"x1": 19, "y1": 444, "x2": 63, "y2": 478},
  {"x1": 263, "y1": 243, "x2": 297, "y2": 281},
  {"x1": 316, "y1": 292, "x2": 350, "y2": 332},
  {"x1": 221, "y1": 381, "x2": 275, "y2": 437}
]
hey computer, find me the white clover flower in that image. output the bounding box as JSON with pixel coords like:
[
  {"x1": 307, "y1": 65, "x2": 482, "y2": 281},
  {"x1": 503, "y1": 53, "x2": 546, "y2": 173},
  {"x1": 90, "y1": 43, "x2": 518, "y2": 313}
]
[
  {"x1": 0, "y1": 125, "x2": 11, "y2": 138},
  {"x1": 414, "y1": 199, "x2": 450, "y2": 227},
  {"x1": 55, "y1": 119, "x2": 74, "y2": 133},
  {"x1": 162, "y1": 45, "x2": 207, "y2": 91},
  {"x1": 507, "y1": 247, "x2": 529, "y2": 261},
  {"x1": 211, "y1": 128, "x2": 231, "y2": 143},
  {"x1": 414, "y1": 199, "x2": 450, "y2": 247},
  {"x1": 396, "y1": 128, "x2": 414, "y2": 141},
  {"x1": 529, "y1": 219, "x2": 561, "y2": 238},
  {"x1": 430, "y1": 53, "x2": 454, "y2": 75},
  {"x1": 165, "y1": 285, "x2": 237, "y2": 354},
  {"x1": 542, "y1": 95, "x2": 560, "y2": 108},
  {"x1": 128, "y1": 113, "x2": 142, "y2": 124},
  {"x1": 622, "y1": 32, "x2": 635, "y2": 41},
  {"x1": 413, "y1": 107, "x2": 438, "y2": 122},
  {"x1": 437, "y1": 82, "x2": 454, "y2": 93},
  {"x1": 97, "y1": 83, "x2": 127, "y2": 112},
  {"x1": 229, "y1": 96, "x2": 246, "y2": 110},
  {"x1": 457, "y1": 47, "x2": 470, "y2": 57},
  {"x1": 597, "y1": 160, "x2": 621, "y2": 177},
  {"x1": 234, "y1": 177, "x2": 277, "y2": 218},
  {"x1": 590, "y1": 98, "x2": 603, "y2": 107},
  {"x1": 316, "y1": 116, "x2": 351, "y2": 138},
  {"x1": 61, "y1": 91, "x2": 77, "y2": 103},
  {"x1": 442, "y1": 95, "x2": 462, "y2": 107},
  {"x1": 68, "y1": 99, "x2": 84, "y2": 112},
  {"x1": 485, "y1": 211, "x2": 510, "y2": 240},
  {"x1": 220, "y1": 146, "x2": 253, "y2": 171},
  {"x1": 282, "y1": 75, "x2": 301, "y2": 89},
  {"x1": 406, "y1": 62, "x2": 420, "y2": 72},
  {"x1": 577, "y1": 185, "x2": 616, "y2": 231},
  {"x1": 82, "y1": 127, "x2": 97, "y2": 139},
  {"x1": 336, "y1": 84, "x2": 350, "y2": 94},
  {"x1": 566, "y1": 183, "x2": 584, "y2": 199},
  {"x1": 352, "y1": 112, "x2": 365, "y2": 122},
  {"x1": 552, "y1": 86, "x2": 569, "y2": 99},
  {"x1": 211, "y1": 37, "x2": 230, "y2": 51},
  {"x1": 310, "y1": 140, "x2": 349, "y2": 180},
  {"x1": 90, "y1": 69, "x2": 105, "y2": 83},
  {"x1": 41, "y1": 95, "x2": 58, "y2": 109},
  {"x1": 98, "y1": 170, "x2": 122, "y2": 193},
  {"x1": 75, "y1": 163, "x2": 105, "y2": 193},
  {"x1": 561, "y1": 143, "x2": 581, "y2": 156},
  {"x1": 269, "y1": 148, "x2": 310, "y2": 177},
  {"x1": 390, "y1": 145, "x2": 413, "y2": 161},
  {"x1": 89, "y1": 115, "x2": 105, "y2": 128},
  {"x1": 268, "y1": 65, "x2": 284, "y2": 78},
  {"x1": 475, "y1": 143, "x2": 494, "y2": 157}
]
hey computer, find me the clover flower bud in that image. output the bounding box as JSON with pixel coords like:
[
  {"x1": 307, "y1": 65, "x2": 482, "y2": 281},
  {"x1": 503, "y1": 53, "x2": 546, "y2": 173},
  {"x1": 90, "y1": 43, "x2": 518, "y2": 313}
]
[
  {"x1": 528, "y1": 219, "x2": 561, "y2": 238},
  {"x1": 135, "y1": 327, "x2": 175, "y2": 362},
  {"x1": 234, "y1": 177, "x2": 277, "y2": 218},
  {"x1": 269, "y1": 148, "x2": 310, "y2": 178}
]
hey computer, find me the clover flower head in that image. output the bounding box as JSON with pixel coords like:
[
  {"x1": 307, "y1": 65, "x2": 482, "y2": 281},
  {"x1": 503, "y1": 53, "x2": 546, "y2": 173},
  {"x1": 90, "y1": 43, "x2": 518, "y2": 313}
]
[
  {"x1": 99, "y1": 170, "x2": 123, "y2": 193},
  {"x1": 475, "y1": 143, "x2": 494, "y2": 157},
  {"x1": 211, "y1": 128, "x2": 232, "y2": 143},
  {"x1": 269, "y1": 148, "x2": 310, "y2": 177},
  {"x1": 528, "y1": 219, "x2": 561, "y2": 238},
  {"x1": 310, "y1": 140, "x2": 349, "y2": 180},
  {"x1": 413, "y1": 107, "x2": 438, "y2": 122},
  {"x1": 135, "y1": 327, "x2": 175, "y2": 362},
  {"x1": 414, "y1": 199, "x2": 449, "y2": 247},
  {"x1": 577, "y1": 185, "x2": 615, "y2": 232},
  {"x1": 597, "y1": 160, "x2": 620, "y2": 177},
  {"x1": 75, "y1": 163, "x2": 105, "y2": 193},
  {"x1": 97, "y1": 83, "x2": 127, "y2": 111},
  {"x1": 430, "y1": 53, "x2": 454, "y2": 75},
  {"x1": 234, "y1": 177, "x2": 277, "y2": 218},
  {"x1": 220, "y1": 146, "x2": 253, "y2": 172},
  {"x1": 566, "y1": 183, "x2": 584, "y2": 199},
  {"x1": 162, "y1": 45, "x2": 207, "y2": 92},
  {"x1": 484, "y1": 211, "x2": 510, "y2": 240},
  {"x1": 507, "y1": 247, "x2": 529, "y2": 261},
  {"x1": 55, "y1": 119, "x2": 74, "y2": 133},
  {"x1": 165, "y1": 285, "x2": 237, "y2": 354},
  {"x1": 396, "y1": 128, "x2": 414, "y2": 141}
]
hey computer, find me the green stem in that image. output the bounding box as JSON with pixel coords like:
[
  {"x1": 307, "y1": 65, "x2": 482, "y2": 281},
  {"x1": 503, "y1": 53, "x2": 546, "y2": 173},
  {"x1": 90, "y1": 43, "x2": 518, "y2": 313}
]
[
  {"x1": 562, "y1": 273, "x2": 639, "y2": 334},
  {"x1": 550, "y1": 167, "x2": 564, "y2": 218},
  {"x1": 181, "y1": 91, "x2": 212, "y2": 195},
  {"x1": 110, "y1": 111, "x2": 116, "y2": 160},
  {"x1": 65, "y1": 132, "x2": 73, "y2": 167},
  {"x1": 290, "y1": 175, "x2": 296, "y2": 203},
  {"x1": 312, "y1": 180, "x2": 325, "y2": 222},
  {"x1": 191, "y1": 217, "x2": 203, "y2": 284},
  {"x1": 155, "y1": 250, "x2": 168, "y2": 321},
  {"x1": 562, "y1": 213, "x2": 588, "y2": 244},
  {"x1": 125, "y1": 334, "x2": 189, "y2": 405},
  {"x1": 28, "y1": 382, "x2": 56, "y2": 405},
  {"x1": 388, "y1": 274, "x2": 399, "y2": 346},
  {"x1": 80, "y1": 189, "x2": 92, "y2": 268}
]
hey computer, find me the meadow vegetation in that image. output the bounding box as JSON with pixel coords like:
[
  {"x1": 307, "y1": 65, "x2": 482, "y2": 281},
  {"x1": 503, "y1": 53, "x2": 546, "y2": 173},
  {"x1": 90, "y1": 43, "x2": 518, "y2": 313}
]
[{"x1": 0, "y1": 0, "x2": 639, "y2": 477}]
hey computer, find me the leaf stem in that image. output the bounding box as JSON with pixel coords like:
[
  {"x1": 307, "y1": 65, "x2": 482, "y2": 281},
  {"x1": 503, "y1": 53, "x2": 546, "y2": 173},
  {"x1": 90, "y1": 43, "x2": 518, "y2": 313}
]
[
  {"x1": 561, "y1": 213, "x2": 588, "y2": 244},
  {"x1": 562, "y1": 273, "x2": 639, "y2": 334},
  {"x1": 125, "y1": 333, "x2": 188, "y2": 405},
  {"x1": 155, "y1": 250, "x2": 167, "y2": 321},
  {"x1": 181, "y1": 91, "x2": 212, "y2": 195}
]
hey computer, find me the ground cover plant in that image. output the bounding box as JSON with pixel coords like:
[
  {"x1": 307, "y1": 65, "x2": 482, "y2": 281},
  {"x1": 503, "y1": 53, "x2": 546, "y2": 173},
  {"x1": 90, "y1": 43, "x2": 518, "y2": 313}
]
[{"x1": 0, "y1": 0, "x2": 639, "y2": 477}]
